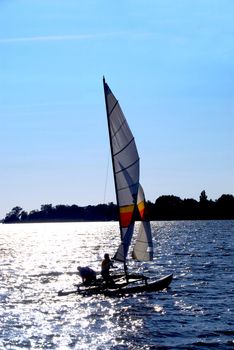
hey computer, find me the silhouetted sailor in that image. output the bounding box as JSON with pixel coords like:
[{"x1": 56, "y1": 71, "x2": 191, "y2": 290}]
[{"x1": 77, "y1": 266, "x2": 96, "y2": 285}]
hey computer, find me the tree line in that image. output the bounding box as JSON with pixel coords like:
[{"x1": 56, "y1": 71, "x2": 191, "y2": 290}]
[{"x1": 2, "y1": 191, "x2": 234, "y2": 223}]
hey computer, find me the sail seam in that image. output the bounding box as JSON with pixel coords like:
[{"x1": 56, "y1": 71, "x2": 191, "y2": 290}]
[
  {"x1": 109, "y1": 100, "x2": 119, "y2": 117},
  {"x1": 115, "y1": 158, "x2": 139, "y2": 175},
  {"x1": 111, "y1": 118, "x2": 128, "y2": 144},
  {"x1": 113, "y1": 137, "x2": 135, "y2": 157}
]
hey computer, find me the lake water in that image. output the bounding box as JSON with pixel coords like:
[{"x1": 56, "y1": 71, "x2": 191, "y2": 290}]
[{"x1": 0, "y1": 221, "x2": 233, "y2": 349}]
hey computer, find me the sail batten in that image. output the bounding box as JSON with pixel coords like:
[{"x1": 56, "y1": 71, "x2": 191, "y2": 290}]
[
  {"x1": 115, "y1": 159, "x2": 139, "y2": 174},
  {"x1": 103, "y1": 79, "x2": 153, "y2": 264},
  {"x1": 109, "y1": 100, "x2": 119, "y2": 116},
  {"x1": 111, "y1": 114, "x2": 126, "y2": 136},
  {"x1": 113, "y1": 135, "x2": 135, "y2": 155}
]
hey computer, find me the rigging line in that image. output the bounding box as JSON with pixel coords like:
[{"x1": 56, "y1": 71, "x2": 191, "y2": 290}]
[{"x1": 103, "y1": 150, "x2": 111, "y2": 204}]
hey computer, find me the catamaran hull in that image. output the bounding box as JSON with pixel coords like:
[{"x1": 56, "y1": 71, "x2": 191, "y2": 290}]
[
  {"x1": 104, "y1": 273, "x2": 173, "y2": 296},
  {"x1": 58, "y1": 274, "x2": 173, "y2": 297}
]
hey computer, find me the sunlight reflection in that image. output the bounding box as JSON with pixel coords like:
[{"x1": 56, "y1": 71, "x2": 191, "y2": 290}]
[
  {"x1": 153, "y1": 305, "x2": 165, "y2": 314},
  {"x1": 2, "y1": 221, "x2": 232, "y2": 348}
]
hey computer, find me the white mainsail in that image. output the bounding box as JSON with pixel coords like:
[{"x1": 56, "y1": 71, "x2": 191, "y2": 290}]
[
  {"x1": 132, "y1": 222, "x2": 153, "y2": 261},
  {"x1": 103, "y1": 78, "x2": 153, "y2": 264}
]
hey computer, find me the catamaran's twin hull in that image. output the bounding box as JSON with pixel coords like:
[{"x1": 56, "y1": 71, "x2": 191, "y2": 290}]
[
  {"x1": 106, "y1": 273, "x2": 173, "y2": 296},
  {"x1": 58, "y1": 274, "x2": 173, "y2": 297}
]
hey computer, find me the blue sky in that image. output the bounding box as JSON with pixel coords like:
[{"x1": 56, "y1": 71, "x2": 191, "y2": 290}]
[{"x1": 0, "y1": 0, "x2": 233, "y2": 219}]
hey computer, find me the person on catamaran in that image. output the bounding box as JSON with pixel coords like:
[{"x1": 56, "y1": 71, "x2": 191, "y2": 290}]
[
  {"x1": 101, "y1": 253, "x2": 115, "y2": 284},
  {"x1": 77, "y1": 266, "x2": 97, "y2": 286}
]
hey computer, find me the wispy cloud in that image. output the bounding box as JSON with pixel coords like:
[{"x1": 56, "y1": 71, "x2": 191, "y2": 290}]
[
  {"x1": 0, "y1": 34, "x2": 108, "y2": 43},
  {"x1": 0, "y1": 32, "x2": 151, "y2": 44}
]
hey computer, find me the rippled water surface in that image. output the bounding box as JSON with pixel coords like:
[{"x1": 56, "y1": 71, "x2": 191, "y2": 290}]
[{"x1": 0, "y1": 221, "x2": 233, "y2": 349}]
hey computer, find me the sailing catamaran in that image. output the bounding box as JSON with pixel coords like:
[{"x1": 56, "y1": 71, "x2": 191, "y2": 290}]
[{"x1": 58, "y1": 78, "x2": 173, "y2": 297}]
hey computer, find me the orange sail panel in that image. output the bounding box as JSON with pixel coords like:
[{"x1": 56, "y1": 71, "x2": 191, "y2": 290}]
[
  {"x1": 137, "y1": 200, "x2": 145, "y2": 220},
  {"x1": 119, "y1": 204, "x2": 135, "y2": 228},
  {"x1": 137, "y1": 183, "x2": 146, "y2": 220}
]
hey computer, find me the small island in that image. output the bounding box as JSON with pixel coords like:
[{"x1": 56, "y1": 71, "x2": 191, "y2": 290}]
[{"x1": 2, "y1": 191, "x2": 234, "y2": 223}]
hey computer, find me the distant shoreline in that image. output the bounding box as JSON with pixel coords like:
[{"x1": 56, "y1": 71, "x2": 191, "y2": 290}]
[
  {"x1": 2, "y1": 192, "x2": 234, "y2": 223},
  {"x1": 2, "y1": 218, "x2": 234, "y2": 225}
]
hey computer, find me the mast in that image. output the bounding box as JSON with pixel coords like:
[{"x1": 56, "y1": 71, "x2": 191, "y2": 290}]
[{"x1": 103, "y1": 77, "x2": 128, "y2": 279}]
